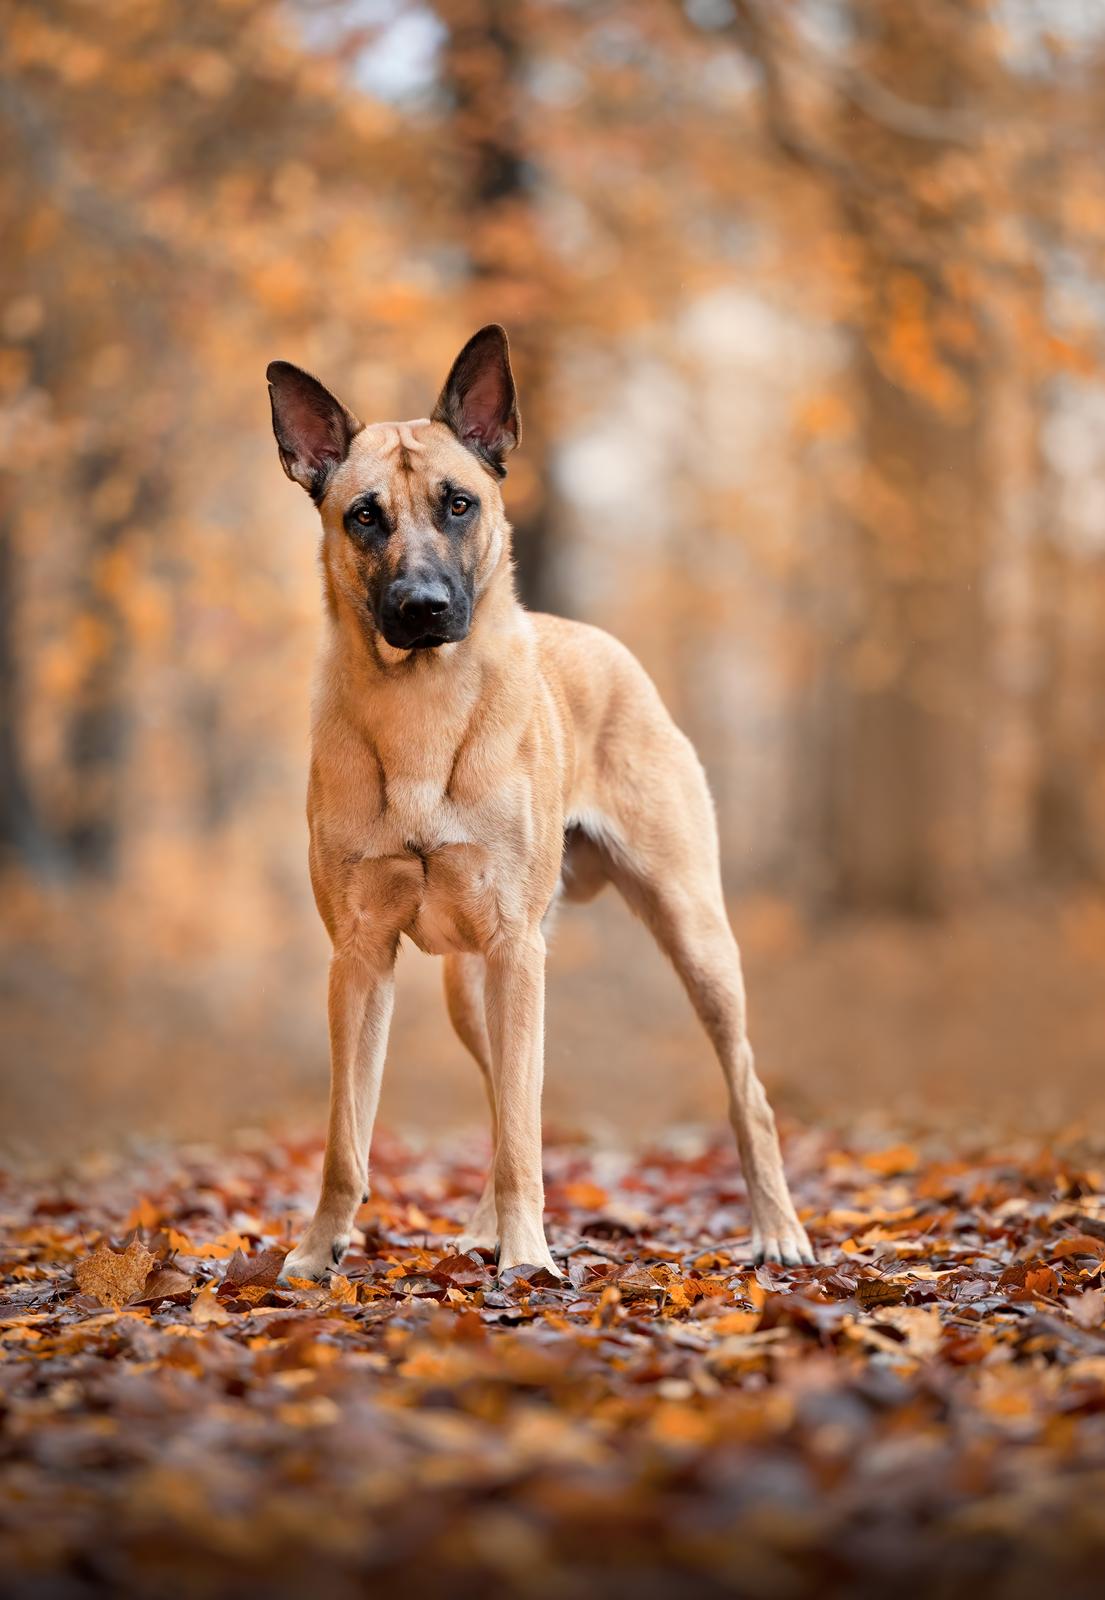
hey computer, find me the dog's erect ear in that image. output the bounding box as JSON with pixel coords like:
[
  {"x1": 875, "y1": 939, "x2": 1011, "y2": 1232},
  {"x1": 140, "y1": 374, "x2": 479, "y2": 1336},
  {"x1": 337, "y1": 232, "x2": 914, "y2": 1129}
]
[
  {"x1": 432, "y1": 324, "x2": 520, "y2": 477},
  {"x1": 266, "y1": 361, "x2": 362, "y2": 500}
]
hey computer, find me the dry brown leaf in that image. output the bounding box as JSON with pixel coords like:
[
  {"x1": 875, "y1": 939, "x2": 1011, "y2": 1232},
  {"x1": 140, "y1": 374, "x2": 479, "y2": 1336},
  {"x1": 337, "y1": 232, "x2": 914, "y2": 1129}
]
[
  {"x1": 709, "y1": 1308, "x2": 762, "y2": 1336},
  {"x1": 191, "y1": 1283, "x2": 232, "y2": 1324},
  {"x1": 855, "y1": 1276, "x2": 909, "y2": 1309},
  {"x1": 559, "y1": 1181, "x2": 608, "y2": 1210},
  {"x1": 862, "y1": 1144, "x2": 920, "y2": 1177},
  {"x1": 1051, "y1": 1234, "x2": 1105, "y2": 1261},
  {"x1": 222, "y1": 1246, "x2": 286, "y2": 1292},
  {"x1": 73, "y1": 1238, "x2": 156, "y2": 1309},
  {"x1": 1067, "y1": 1287, "x2": 1105, "y2": 1330},
  {"x1": 874, "y1": 1304, "x2": 944, "y2": 1357},
  {"x1": 136, "y1": 1264, "x2": 194, "y2": 1304}
]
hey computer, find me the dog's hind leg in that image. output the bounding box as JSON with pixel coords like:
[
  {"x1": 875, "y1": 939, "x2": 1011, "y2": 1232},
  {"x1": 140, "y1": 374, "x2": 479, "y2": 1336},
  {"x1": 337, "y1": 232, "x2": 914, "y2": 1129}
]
[
  {"x1": 443, "y1": 953, "x2": 499, "y2": 1252},
  {"x1": 599, "y1": 750, "x2": 813, "y2": 1266},
  {"x1": 627, "y1": 876, "x2": 812, "y2": 1264}
]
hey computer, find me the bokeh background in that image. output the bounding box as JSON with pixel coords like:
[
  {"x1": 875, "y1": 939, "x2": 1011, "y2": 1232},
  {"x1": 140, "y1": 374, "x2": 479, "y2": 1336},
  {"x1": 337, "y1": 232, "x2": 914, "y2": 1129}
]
[{"x1": 2, "y1": 0, "x2": 1105, "y2": 1158}]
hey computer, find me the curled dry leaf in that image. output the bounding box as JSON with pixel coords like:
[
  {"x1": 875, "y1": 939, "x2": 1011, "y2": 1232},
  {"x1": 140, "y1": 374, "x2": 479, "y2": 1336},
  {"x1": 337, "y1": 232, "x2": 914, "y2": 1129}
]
[{"x1": 135, "y1": 1264, "x2": 194, "y2": 1304}]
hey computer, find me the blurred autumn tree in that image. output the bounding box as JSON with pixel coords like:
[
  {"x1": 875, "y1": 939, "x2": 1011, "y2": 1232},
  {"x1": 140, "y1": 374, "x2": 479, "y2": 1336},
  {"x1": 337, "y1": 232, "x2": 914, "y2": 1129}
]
[
  {"x1": 2, "y1": 0, "x2": 1105, "y2": 1145},
  {"x1": 676, "y1": 0, "x2": 1105, "y2": 909}
]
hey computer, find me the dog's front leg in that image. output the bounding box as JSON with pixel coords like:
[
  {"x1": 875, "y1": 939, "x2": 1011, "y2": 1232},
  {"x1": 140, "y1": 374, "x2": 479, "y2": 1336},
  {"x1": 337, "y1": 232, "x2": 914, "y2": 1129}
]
[
  {"x1": 484, "y1": 932, "x2": 561, "y2": 1279},
  {"x1": 281, "y1": 943, "x2": 395, "y2": 1282}
]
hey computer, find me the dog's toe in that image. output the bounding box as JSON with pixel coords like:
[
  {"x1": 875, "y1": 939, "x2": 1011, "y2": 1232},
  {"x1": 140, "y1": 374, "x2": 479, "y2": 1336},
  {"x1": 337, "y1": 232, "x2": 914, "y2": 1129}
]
[
  {"x1": 277, "y1": 1263, "x2": 327, "y2": 1287},
  {"x1": 778, "y1": 1238, "x2": 816, "y2": 1267},
  {"x1": 751, "y1": 1221, "x2": 815, "y2": 1268}
]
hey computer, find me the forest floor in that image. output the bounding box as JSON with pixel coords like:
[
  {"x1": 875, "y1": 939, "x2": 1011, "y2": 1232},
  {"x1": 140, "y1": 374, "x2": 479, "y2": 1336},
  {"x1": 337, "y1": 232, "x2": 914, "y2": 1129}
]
[{"x1": 3, "y1": 1123, "x2": 1105, "y2": 1598}]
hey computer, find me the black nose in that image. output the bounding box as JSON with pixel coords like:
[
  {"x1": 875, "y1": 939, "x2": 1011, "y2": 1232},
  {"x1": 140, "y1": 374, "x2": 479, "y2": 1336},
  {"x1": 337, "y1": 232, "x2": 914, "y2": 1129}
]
[{"x1": 394, "y1": 581, "x2": 450, "y2": 628}]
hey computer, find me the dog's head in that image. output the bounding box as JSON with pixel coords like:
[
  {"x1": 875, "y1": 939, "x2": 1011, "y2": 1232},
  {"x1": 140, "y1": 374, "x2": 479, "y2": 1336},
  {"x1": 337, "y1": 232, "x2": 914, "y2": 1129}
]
[{"x1": 266, "y1": 326, "x2": 520, "y2": 653}]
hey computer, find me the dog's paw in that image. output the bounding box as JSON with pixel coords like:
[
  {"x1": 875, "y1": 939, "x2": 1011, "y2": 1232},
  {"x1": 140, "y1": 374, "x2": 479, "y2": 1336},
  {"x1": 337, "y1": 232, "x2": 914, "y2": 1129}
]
[
  {"x1": 455, "y1": 1205, "x2": 498, "y2": 1256},
  {"x1": 497, "y1": 1255, "x2": 564, "y2": 1286},
  {"x1": 751, "y1": 1218, "x2": 815, "y2": 1268},
  {"x1": 496, "y1": 1236, "x2": 563, "y2": 1282},
  {"x1": 278, "y1": 1234, "x2": 349, "y2": 1286},
  {"x1": 455, "y1": 1185, "x2": 498, "y2": 1258},
  {"x1": 456, "y1": 1231, "x2": 497, "y2": 1256}
]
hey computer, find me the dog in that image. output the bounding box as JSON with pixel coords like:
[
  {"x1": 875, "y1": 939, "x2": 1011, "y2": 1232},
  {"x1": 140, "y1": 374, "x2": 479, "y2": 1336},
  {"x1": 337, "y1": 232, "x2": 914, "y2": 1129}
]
[{"x1": 266, "y1": 325, "x2": 813, "y2": 1280}]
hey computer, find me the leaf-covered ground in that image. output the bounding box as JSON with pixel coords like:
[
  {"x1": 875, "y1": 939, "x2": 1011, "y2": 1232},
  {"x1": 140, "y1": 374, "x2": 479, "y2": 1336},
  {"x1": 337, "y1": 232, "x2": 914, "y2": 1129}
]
[{"x1": 3, "y1": 1125, "x2": 1105, "y2": 1599}]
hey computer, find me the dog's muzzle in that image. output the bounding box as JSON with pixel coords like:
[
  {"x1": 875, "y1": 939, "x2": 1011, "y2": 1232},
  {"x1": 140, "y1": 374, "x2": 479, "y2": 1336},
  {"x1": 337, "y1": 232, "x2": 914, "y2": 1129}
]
[{"x1": 378, "y1": 578, "x2": 470, "y2": 651}]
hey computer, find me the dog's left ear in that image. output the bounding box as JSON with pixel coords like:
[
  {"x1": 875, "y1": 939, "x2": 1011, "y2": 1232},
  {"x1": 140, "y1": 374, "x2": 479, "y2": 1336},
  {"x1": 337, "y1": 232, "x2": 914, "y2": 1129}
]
[
  {"x1": 432, "y1": 324, "x2": 521, "y2": 477},
  {"x1": 266, "y1": 360, "x2": 363, "y2": 500}
]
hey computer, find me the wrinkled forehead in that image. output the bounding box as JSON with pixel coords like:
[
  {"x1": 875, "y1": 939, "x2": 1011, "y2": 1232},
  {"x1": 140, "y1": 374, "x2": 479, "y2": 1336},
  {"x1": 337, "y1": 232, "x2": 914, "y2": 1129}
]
[{"x1": 324, "y1": 419, "x2": 488, "y2": 510}]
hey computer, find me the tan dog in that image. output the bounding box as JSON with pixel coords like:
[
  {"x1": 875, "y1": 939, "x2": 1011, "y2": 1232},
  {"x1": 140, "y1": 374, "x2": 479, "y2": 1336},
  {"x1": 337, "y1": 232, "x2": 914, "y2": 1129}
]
[{"x1": 267, "y1": 326, "x2": 813, "y2": 1280}]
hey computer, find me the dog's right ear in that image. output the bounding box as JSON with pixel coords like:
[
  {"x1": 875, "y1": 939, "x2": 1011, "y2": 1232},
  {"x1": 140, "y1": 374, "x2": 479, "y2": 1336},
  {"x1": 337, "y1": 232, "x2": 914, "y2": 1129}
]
[{"x1": 266, "y1": 361, "x2": 362, "y2": 501}]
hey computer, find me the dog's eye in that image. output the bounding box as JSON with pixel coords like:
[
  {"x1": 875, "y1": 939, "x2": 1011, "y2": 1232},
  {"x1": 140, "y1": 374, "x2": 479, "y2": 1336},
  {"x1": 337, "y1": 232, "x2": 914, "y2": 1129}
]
[
  {"x1": 353, "y1": 504, "x2": 375, "y2": 527},
  {"x1": 449, "y1": 495, "x2": 471, "y2": 517}
]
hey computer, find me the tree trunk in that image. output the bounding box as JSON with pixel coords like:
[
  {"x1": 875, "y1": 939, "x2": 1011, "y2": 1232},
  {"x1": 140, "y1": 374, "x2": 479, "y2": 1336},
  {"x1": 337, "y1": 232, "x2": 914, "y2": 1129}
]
[{"x1": 0, "y1": 508, "x2": 59, "y2": 875}]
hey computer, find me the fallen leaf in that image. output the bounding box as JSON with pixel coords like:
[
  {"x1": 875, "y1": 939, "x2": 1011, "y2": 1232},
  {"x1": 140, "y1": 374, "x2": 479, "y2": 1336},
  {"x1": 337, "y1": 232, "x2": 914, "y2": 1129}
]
[
  {"x1": 191, "y1": 1283, "x2": 232, "y2": 1324},
  {"x1": 221, "y1": 1246, "x2": 285, "y2": 1292},
  {"x1": 855, "y1": 1276, "x2": 909, "y2": 1309},
  {"x1": 136, "y1": 1264, "x2": 194, "y2": 1304},
  {"x1": 1067, "y1": 1287, "x2": 1105, "y2": 1330},
  {"x1": 862, "y1": 1144, "x2": 920, "y2": 1177},
  {"x1": 73, "y1": 1238, "x2": 155, "y2": 1309}
]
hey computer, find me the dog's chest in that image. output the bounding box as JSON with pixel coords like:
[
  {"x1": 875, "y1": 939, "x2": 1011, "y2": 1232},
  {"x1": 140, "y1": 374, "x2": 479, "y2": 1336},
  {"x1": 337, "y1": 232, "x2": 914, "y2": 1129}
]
[
  {"x1": 362, "y1": 772, "x2": 476, "y2": 861},
  {"x1": 356, "y1": 727, "x2": 526, "y2": 859},
  {"x1": 342, "y1": 779, "x2": 523, "y2": 958},
  {"x1": 389, "y1": 772, "x2": 467, "y2": 849},
  {"x1": 314, "y1": 710, "x2": 536, "y2": 956}
]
